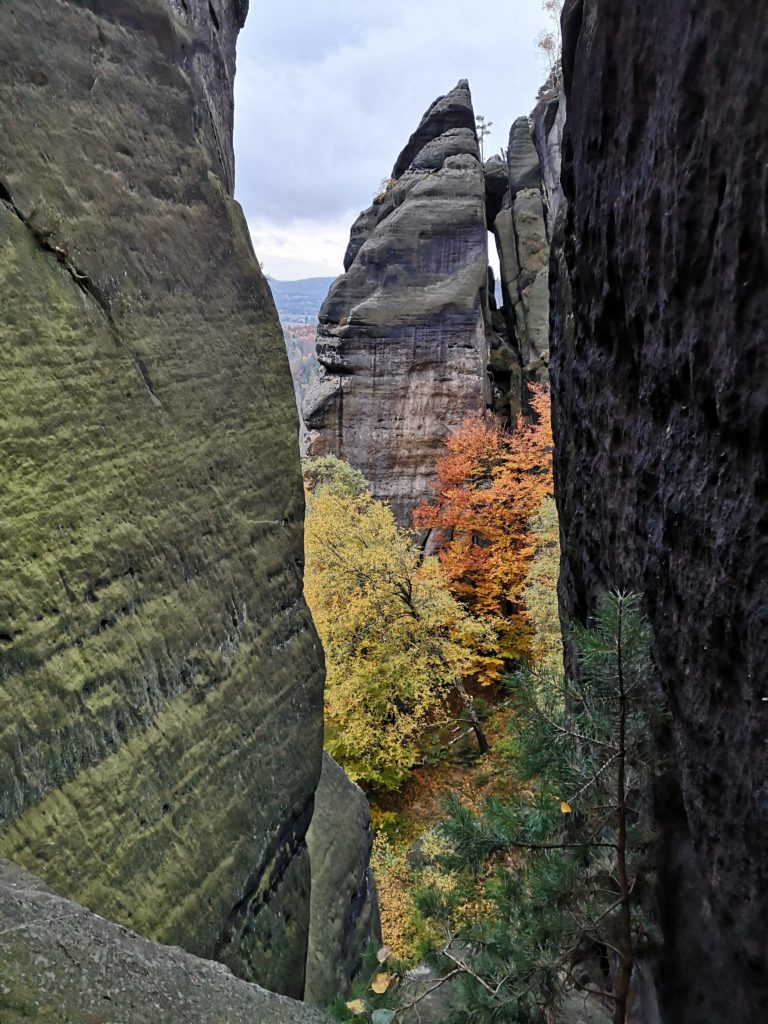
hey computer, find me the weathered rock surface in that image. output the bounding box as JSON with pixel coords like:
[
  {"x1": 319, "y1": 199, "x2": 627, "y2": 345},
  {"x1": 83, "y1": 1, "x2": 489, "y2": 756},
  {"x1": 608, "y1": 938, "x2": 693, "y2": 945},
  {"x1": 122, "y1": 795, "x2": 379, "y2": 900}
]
[
  {"x1": 0, "y1": 0, "x2": 324, "y2": 996},
  {"x1": 303, "y1": 80, "x2": 490, "y2": 525},
  {"x1": 487, "y1": 115, "x2": 551, "y2": 413},
  {"x1": 551, "y1": 1, "x2": 768, "y2": 1019},
  {"x1": 0, "y1": 859, "x2": 330, "y2": 1024},
  {"x1": 305, "y1": 754, "x2": 381, "y2": 1006},
  {"x1": 532, "y1": 87, "x2": 566, "y2": 238}
]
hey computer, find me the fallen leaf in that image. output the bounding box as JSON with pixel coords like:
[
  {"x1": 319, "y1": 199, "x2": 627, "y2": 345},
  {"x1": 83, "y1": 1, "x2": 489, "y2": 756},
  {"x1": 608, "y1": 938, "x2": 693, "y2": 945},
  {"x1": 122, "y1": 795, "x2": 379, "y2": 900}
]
[
  {"x1": 371, "y1": 972, "x2": 393, "y2": 994},
  {"x1": 560, "y1": 801, "x2": 572, "y2": 814},
  {"x1": 346, "y1": 999, "x2": 367, "y2": 1016},
  {"x1": 376, "y1": 945, "x2": 392, "y2": 963}
]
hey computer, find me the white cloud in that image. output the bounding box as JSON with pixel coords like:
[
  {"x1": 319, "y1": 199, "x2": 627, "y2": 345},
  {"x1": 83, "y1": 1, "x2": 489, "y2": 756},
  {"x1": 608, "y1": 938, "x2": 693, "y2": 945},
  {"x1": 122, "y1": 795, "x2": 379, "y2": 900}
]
[
  {"x1": 247, "y1": 213, "x2": 353, "y2": 279},
  {"x1": 235, "y1": 0, "x2": 555, "y2": 279}
]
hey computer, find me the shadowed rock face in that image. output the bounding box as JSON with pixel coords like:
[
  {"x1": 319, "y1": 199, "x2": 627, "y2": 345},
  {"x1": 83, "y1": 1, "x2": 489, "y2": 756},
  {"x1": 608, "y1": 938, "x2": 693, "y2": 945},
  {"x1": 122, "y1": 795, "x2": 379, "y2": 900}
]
[
  {"x1": 0, "y1": 860, "x2": 330, "y2": 1024},
  {"x1": 551, "y1": 1, "x2": 768, "y2": 1019},
  {"x1": 0, "y1": 0, "x2": 324, "y2": 997},
  {"x1": 303, "y1": 80, "x2": 490, "y2": 526},
  {"x1": 305, "y1": 754, "x2": 381, "y2": 1006}
]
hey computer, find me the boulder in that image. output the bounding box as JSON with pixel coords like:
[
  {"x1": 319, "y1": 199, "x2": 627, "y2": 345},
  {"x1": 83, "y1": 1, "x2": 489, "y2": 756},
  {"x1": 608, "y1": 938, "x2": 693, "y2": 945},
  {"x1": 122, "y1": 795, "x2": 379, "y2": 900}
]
[{"x1": 0, "y1": 859, "x2": 330, "y2": 1024}]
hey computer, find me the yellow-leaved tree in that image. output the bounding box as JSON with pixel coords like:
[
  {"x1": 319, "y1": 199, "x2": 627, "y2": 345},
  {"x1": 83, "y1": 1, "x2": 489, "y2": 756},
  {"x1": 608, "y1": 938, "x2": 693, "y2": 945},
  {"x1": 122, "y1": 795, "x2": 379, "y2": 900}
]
[
  {"x1": 304, "y1": 456, "x2": 496, "y2": 789},
  {"x1": 523, "y1": 495, "x2": 563, "y2": 675}
]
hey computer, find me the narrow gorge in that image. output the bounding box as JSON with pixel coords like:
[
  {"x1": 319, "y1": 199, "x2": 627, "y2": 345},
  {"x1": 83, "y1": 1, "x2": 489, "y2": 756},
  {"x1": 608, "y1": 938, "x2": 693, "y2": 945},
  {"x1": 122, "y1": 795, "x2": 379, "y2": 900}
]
[{"x1": 1, "y1": 1, "x2": 765, "y2": 1023}]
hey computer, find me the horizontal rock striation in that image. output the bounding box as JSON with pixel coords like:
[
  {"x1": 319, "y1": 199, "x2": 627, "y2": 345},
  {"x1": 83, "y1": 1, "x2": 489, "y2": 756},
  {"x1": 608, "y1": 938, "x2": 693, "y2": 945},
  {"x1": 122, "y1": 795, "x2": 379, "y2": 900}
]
[
  {"x1": 303, "y1": 80, "x2": 490, "y2": 526},
  {"x1": 0, "y1": 859, "x2": 330, "y2": 1024},
  {"x1": 551, "y1": 1, "x2": 768, "y2": 1019},
  {"x1": 0, "y1": 0, "x2": 324, "y2": 997}
]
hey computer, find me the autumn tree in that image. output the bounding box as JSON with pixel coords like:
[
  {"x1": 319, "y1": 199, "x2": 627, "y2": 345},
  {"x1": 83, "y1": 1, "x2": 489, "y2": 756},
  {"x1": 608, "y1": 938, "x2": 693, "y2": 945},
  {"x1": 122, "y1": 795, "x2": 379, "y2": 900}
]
[
  {"x1": 536, "y1": 0, "x2": 564, "y2": 85},
  {"x1": 304, "y1": 456, "x2": 496, "y2": 789},
  {"x1": 523, "y1": 496, "x2": 563, "y2": 675},
  {"x1": 413, "y1": 386, "x2": 554, "y2": 679}
]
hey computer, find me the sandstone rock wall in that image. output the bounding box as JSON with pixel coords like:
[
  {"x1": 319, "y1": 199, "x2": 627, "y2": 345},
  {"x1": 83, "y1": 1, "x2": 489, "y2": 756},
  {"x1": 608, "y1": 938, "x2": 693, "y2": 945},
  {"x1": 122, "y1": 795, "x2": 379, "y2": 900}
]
[
  {"x1": 305, "y1": 754, "x2": 381, "y2": 1006},
  {"x1": 485, "y1": 116, "x2": 553, "y2": 425},
  {"x1": 0, "y1": 0, "x2": 325, "y2": 997},
  {"x1": 551, "y1": 1, "x2": 768, "y2": 1019},
  {"x1": 0, "y1": 859, "x2": 330, "y2": 1024},
  {"x1": 303, "y1": 81, "x2": 491, "y2": 526}
]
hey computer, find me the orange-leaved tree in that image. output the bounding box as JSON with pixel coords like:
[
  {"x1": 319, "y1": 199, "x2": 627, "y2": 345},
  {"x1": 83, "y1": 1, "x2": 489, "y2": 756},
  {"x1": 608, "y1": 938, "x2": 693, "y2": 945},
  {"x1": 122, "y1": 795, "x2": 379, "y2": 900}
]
[{"x1": 413, "y1": 385, "x2": 554, "y2": 679}]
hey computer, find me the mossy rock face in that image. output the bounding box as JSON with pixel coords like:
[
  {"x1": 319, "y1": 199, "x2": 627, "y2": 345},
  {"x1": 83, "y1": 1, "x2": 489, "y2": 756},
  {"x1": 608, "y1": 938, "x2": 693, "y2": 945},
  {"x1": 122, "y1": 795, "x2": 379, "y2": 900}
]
[
  {"x1": 0, "y1": 859, "x2": 331, "y2": 1024},
  {"x1": 0, "y1": 0, "x2": 323, "y2": 995}
]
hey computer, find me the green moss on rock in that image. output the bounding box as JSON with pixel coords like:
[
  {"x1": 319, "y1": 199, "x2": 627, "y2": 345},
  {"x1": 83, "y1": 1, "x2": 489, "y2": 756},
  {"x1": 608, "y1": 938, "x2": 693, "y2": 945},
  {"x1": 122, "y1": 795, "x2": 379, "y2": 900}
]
[{"x1": 0, "y1": 0, "x2": 323, "y2": 995}]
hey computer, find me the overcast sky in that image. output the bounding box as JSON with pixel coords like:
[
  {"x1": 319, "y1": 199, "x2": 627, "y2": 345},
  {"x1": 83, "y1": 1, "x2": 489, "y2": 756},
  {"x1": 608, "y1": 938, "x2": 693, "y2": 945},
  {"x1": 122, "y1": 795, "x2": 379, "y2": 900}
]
[{"x1": 233, "y1": 0, "x2": 555, "y2": 281}]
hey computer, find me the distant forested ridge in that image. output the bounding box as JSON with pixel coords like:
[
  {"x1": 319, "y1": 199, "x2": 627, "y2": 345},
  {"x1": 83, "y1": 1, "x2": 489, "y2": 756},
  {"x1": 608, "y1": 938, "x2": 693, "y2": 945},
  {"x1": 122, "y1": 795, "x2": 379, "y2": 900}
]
[{"x1": 268, "y1": 276, "x2": 337, "y2": 421}]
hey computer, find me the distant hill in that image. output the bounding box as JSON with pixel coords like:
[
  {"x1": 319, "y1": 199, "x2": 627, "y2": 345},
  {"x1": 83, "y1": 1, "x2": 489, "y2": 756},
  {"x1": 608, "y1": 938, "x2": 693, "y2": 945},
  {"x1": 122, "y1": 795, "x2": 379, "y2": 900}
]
[{"x1": 267, "y1": 276, "x2": 338, "y2": 321}]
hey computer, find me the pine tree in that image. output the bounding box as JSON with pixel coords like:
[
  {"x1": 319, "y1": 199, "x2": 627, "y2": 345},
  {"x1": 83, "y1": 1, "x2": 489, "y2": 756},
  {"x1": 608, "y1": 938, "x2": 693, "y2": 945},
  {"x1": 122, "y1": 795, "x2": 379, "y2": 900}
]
[{"x1": 413, "y1": 592, "x2": 663, "y2": 1024}]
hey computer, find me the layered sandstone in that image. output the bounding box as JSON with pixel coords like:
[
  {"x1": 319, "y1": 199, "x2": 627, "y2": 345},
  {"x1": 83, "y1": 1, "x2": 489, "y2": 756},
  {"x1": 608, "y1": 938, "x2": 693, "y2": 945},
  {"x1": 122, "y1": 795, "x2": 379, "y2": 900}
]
[
  {"x1": 0, "y1": 0, "x2": 325, "y2": 997},
  {"x1": 487, "y1": 117, "x2": 551, "y2": 414},
  {"x1": 303, "y1": 80, "x2": 491, "y2": 526},
  {"x1": 305, "y1": 754, "x2": 381, "y2": 1006}
]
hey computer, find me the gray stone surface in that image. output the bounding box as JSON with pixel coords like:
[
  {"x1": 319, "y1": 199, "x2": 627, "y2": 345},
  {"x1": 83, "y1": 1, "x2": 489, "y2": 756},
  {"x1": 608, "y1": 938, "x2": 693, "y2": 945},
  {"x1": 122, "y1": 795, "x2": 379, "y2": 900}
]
[
  {"x1": 551, "y1": 0, "x2": 768, "y2": 1019},
  {"x1": 392, "y1": 79, "x2": 478, "y2": 177},
  {"x1": 532, "y1": 88, "x2": 566, "y2": 238},
  {"x1": 305, "y1": 754, "x2": 381, "y2": 1006},
  {"x1": 0, "y1": 0, "x2": 323, "y2": 996},
  {"x1": 0, "y1": 859, "x2": 330, "y2": 1024},
  {"x1": 489, "y1": 115, "x2": 550, "y2": 391},
  {"x1": 507, "y1": 116, "x2": 542, "y2": 195},
  {"x1": 304, "y1": 80, "x2": 490, "y2": 525}
]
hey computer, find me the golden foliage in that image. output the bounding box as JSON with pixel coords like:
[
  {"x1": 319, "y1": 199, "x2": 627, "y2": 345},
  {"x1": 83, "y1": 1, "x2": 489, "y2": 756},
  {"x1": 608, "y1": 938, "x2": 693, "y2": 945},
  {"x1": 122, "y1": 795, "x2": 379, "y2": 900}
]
[
  {"x1": 304, "y1": 457, "x2": 496, "y2": 789},
  {"x1": 370, "y1": 834, "x2": 421, "y2": 959},
  {"x1": 523, "y1": 496, "x2": 563, "y2": 675}
]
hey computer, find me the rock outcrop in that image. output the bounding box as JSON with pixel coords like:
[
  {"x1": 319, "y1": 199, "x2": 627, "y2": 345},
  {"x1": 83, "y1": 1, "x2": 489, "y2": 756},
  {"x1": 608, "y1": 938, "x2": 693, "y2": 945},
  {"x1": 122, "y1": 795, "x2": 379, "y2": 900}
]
[
  {"x1": 305, "y1": 754, "x2": 381, "y2": 1006},
  {"x1": 550, "y1": 1, "x2": 768, "y2": 1020},
  {"x1": 0, "y1": 0, "x2": 327, "y2": 998},
  {"x1": 487, "y1": 117, "x2": 551, "y2": 416},
  {"x1": 0, "y1": 859, "x2": 330, "y2": 1024},
  {"x1": 303, "y1": 80, "x2": 490, "y2": 526}
]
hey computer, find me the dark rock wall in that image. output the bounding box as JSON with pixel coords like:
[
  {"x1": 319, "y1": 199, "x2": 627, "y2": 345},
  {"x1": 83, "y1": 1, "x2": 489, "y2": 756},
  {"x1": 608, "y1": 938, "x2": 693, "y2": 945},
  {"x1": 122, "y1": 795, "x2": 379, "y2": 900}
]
[
  {"x1": 0, "y1": 0, "x2": 324, "y2": 997},
  {"x1": 551, "y1": 1, "x2": 768, "y2": 1019},
  {"x1": 303, "y1": 81, "x2": 490, "y2": 526}
]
